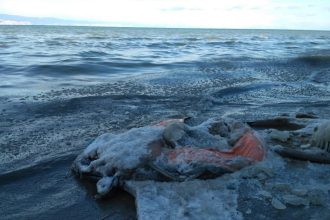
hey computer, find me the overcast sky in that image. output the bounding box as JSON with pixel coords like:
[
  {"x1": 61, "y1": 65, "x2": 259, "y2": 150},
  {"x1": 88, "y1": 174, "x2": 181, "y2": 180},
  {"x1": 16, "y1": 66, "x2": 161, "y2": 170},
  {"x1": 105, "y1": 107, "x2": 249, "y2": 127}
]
[{"x1": 0, "y1": 0, "x2": 329, "y2": 30}]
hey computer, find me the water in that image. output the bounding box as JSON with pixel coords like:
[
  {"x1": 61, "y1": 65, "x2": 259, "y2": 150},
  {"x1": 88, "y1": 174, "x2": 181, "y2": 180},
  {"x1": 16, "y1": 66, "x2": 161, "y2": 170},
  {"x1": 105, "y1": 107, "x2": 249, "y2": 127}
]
[
  {"x1": 0, "y1": 26, "x2": 330, "y2": 97},
  {"x1": 1, "y1": 26, "x2": 330, "y2": 219}
]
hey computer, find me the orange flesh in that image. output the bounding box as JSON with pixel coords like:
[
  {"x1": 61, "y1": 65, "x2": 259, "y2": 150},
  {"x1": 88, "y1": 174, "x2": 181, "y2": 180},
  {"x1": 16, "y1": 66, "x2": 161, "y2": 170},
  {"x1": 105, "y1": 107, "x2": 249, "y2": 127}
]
[{"x1": 165, "y1": 131, "x2": 266, "y2": 170}]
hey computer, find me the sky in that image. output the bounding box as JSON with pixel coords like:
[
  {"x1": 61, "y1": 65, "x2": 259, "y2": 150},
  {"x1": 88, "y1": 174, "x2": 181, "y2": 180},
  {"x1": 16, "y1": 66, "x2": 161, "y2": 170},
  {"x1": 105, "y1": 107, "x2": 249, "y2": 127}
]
[{"x1": 0, "y1": 0, "x2": 329, "y2": 30}]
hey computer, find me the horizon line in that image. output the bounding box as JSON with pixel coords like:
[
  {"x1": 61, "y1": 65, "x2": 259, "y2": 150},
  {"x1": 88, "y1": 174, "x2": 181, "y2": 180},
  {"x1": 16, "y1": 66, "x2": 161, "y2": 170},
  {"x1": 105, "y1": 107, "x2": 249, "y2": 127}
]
[{"x1": 1, "y1": 24, "x2": 329, "y2": 32}]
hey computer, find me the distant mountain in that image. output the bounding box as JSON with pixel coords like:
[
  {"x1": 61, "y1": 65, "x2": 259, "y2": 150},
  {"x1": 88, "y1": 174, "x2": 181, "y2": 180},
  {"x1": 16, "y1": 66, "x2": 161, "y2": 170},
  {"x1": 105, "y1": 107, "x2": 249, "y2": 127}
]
[
  {"x1": 0, "y1": 19, "x2": 31, "y2": 25},
  {"x1": 0, "y1": 14, "x2": 100, "y2": 26}
]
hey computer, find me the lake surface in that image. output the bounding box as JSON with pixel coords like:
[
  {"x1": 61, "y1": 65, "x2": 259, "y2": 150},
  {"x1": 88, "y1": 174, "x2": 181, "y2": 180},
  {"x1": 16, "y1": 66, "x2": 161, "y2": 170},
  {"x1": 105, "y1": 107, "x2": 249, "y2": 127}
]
[{"x1": 0, "y1": 26, "x2": 330, "y2": 97}]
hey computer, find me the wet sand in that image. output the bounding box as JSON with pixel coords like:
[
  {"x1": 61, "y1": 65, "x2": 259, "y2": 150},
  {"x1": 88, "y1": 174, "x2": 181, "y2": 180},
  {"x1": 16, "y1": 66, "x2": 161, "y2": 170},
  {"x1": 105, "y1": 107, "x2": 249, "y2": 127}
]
[{"x1": 0, "y1": 153, "x2": 136, "y2": 220}]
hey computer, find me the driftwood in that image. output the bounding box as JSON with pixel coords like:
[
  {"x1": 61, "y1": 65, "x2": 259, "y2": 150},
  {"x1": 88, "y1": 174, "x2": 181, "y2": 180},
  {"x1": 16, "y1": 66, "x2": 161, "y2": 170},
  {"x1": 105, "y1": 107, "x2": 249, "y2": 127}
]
[
  {"x1": 247, "y1": 117, "x2": 305, "y2": 131},
  {"x1": 274, "y1": 146, "x2": 330, "y2": 164},
  {"x1": 295, "y1": 112, "x2": 318, "y2": 119}
]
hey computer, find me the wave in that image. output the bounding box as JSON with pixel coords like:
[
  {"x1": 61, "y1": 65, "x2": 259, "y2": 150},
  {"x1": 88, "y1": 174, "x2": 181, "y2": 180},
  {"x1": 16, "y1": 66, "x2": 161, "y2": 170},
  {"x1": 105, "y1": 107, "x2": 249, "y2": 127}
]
[
  {"x1": 121, "y1": 37, "x2": 153, "y2": 41},
  {"x1": 250, "y1": 36, "x2": 268, "y2": 41},
  {"x1": 277, "y1": 41, "x2": 296, "y2": 45},
  {"x1": 212, "y1": 82, "x2": 279, "y2": 97},
  {"x1": 45, "y1": 40, "x2": 66, "y2": 46},
  {"x1": 206, "y1": 40, "x2": 247, "y2": 46},
  {"x1": 185, "y1": 37, "x2": 200, "y2": 41},
  {"x1": 0, "y1": 43, "x2": 10, "y2": 48},
  {"x1": 293, "y1": 49, "x2": 330, "y2": 66},
  {"x1": 146, "y1": 42, "x2": 188, "y2": 49},
  {"x1": 23, "y1": 60, "x2": 193, "y2": 77},
  {"x1": 78, "y1": 50, "x2": 110, "y2": 57},
  {"x1": 25, "y1": 63, "x2": 112, "y2": 76},
  {"x1": 86, "y1": 36, "x2": 107, "y2": 40},
  {"x1": 0, "y1": 65, "x2": 16, "y2": 74},
  {"x1": 0, "y1": 85, "x2": 15, "y2": 88},
  {"x1": 294, "y1": 55, "x2": 330, "y2": 66}
]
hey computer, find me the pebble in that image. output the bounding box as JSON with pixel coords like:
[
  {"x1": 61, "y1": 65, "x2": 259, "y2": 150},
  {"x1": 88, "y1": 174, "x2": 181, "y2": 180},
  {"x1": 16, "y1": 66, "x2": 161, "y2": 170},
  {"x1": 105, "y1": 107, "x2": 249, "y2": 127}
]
[
  {"x1": 256, "y1": 173, "x2": 268, "y2": 181},
  {"x1": 291, "y1": 189, "x2": 308, "y2": 197},
  {"x1": 301, "y1": 144, "x2": 310, "y2": 149},
  {"x1": 271, "y1": 198, "x2": 287, "y2": 210},
  {"x1": 272, "y1": 183, "x2": 291, "y2": 192},
  {"x1": 270, "y1": 130, "x2": 290, "y2": 142},
  {"x1": 282, "y1": 194, "x2": 309, "y2": 206},
  {"x1": 258, "y1": 190, "x2": 272, "y2": 199},
  {"x1": 241, "y1": 166, "x2": 274, "y2": 179},
  {"x1": 308, "y1": 189, "x2": 325, "y2": 206},
  {"x1": 260, "y1": 167, "x2": 275, "y2": 177}
]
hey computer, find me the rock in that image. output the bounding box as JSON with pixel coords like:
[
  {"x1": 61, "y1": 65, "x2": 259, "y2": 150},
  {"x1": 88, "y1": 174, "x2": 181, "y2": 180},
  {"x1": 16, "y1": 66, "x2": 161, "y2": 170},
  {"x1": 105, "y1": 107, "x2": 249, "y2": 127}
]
[
  {"x1": 261, "y1": 167, "x2": 275, "y2": 178},
  {"x1": 241, "y1": 165, "x2": 274, "y2": 179},
  {"x1": 291, "y1": 189, "x2": 308, "y2": 197},
  {"x1": 272, "y1": 183, "x2": 291, "y2": 192},
  {"x1": 258, "y1": 190, "x2": 272, "y2": 199},
  {"x1": 256, "y1": 173, "x2": 268, "y2": 181},
  {"x1": 271, "y1": 198, "x2": 286, "y2": 210},
  {"x1": 270, "y1": 129, "x2": 290, "y2": 142},
  {"x1": 282, "y1": 194, "x2": 309, "y2": 206}
]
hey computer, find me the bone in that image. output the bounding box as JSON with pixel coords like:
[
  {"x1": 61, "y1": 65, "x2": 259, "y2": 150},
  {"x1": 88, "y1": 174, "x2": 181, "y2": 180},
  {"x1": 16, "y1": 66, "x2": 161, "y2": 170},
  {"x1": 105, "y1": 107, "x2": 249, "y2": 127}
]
[{"x1": 312, "y1": 120, "x2": 330, "y2": 152}]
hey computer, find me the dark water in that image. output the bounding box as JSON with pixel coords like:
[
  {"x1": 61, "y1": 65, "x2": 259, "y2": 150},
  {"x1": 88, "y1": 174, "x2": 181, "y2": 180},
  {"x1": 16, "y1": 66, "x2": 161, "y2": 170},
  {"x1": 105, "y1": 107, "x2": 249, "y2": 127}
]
[{"x1": 1, "y1": 26, "x2": 330, "y2": 219}]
